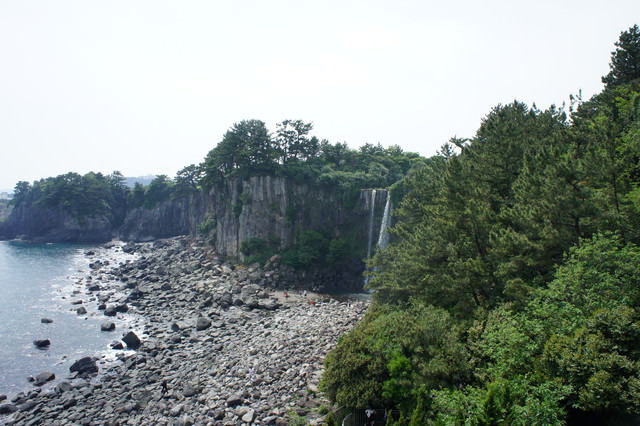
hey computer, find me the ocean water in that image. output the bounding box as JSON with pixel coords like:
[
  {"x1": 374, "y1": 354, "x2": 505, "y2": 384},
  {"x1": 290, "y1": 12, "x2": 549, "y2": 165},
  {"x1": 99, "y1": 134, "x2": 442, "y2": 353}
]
[{"x1": 0, "y1": 241, "x2": 135, "y2": 397}]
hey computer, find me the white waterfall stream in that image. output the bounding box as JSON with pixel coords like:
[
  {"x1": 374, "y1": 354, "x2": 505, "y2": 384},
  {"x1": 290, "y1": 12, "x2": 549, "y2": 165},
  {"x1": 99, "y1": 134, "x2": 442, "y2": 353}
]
[
  {"x1": 364, "y1": 189, "x2": 393, "y2": 287},
  {"x1": 366, "y1": 189, "x2": 376, "y2": 260},
  {"x1": 376, "y1": 191, "x2": 392, "y2": 250}
]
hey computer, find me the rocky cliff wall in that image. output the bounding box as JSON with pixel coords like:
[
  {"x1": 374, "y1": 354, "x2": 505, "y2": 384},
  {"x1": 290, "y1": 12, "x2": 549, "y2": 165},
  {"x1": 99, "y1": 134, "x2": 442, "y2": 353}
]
[
  {"x1": 119, "y1": 193, "x2": 212, "y2": 242},
  {"x1": 0, "y1": 203, "x2": 113, "y2": 243},
  {"x1": 212, "y1": 176, "x2": 390, "y2": 261}
]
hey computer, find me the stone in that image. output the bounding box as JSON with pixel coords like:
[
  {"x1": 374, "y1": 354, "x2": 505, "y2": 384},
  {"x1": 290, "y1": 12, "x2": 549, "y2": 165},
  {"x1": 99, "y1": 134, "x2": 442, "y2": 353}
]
[
  {"x1": 122, "y1": 331, "x2": 141, "y2": 349},
  {"x1": 40, "y1": 318, "x2": 53, "y2": 324},
  {"x1": 242, "y1": 408, "x2": 256, "y2": 423},
  {"x1": 195, "y1": 317, "x2": 211, "y2": 331},
  {"x1": 101, "y1": 322, "x2": 116, "y2": 332},
  {"x1": 76, "y1": 306, "x2": 87, "y2": 315},
  {"x1": 226, "y1": 393, "x2": 244, "y2": 406},
  {"x1": 104, "y1": 306, "x2": 117, "y2": 316},
  {"x1": 170, "y1": 403, "x2": 184, "y2": 416},
  {"x1": 110, "y1": 341, "x2": 125, "y2": 350},
  {"x1": 69, "y1": 357, "x2": 98, "y2": 375},
  {"x1": 34, "y1": 371, "x2": 55, "y2": 386},
  {"x1": 0, "y1": 403, "x2": 18, "y2": 415},
  {"x1": 33, "y1": 339, "x2": 50, "y2": 349}
]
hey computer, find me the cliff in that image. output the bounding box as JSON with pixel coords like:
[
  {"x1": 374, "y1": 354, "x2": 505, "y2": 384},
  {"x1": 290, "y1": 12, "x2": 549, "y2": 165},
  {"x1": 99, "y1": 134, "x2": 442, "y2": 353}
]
[
  {"x1": 0, "y1": 203, "x2": 113, "y2": 243},
  {"x1": 0, "y1": 176, "x2": 392, "y2": 290}
]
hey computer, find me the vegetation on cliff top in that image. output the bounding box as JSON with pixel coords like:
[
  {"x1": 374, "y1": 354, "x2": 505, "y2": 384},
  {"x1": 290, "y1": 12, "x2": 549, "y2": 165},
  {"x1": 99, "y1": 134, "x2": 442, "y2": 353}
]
[{"x1": 321, "y1": 25, "x2": 640, "y2": 425}]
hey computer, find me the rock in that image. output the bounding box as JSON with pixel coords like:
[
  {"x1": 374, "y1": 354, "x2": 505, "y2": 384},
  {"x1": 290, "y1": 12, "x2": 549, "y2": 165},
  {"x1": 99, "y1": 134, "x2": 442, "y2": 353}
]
[
  {"x1": 56, "y1": 381, "x2": 72, "y2": 393},
  {"x1": 122, "y1": 331, "x2": 141, "y2": 349},
  {"x1": 110, "y1": 341, "x2": 124, "y2": 350},
  {"x1": 114, "y1": 303, "x2": 129, "y2": 313},
  {"x1": 101, "y1": 322, "x2": 116, "y2": 332},
  {"x1": 19, "y1": 400, "x2": 37, "y2": 412},
  {"x1": 76, "y1": 306, "x2": 87, "y2": 315},
  {"x1": 195, "y1": 317, "x2": 211, "y2": 331},
  {"x1": 0, "y1": 403, "x2": 18, "y2": 415},
  {"x1": 34, "y1": 372, "x2": 55, "y2": 386},
  {"x1": 69, "y1": 357, "x2": 98, "y2": 375},
  {"x1": 170, "y1": 403, "x2": 184, "y2": 416},
  {"x1": 182, "y1": 384, "x2": 202, "y2": 397},
  {"x1": 242, "y1": 408, "x2": 256, "y2": 423},
  {"x1": 104, "y1": 306, "x2": 117, "y2": 316},
  {"x1": 226, "y1": 393, "x2": 244, "y2": 407},
  {"x1": 33, "y1": 339, "x2": 50, "y2": 349},
  {"x1": 40, "y1": 318, "x2": 53, "y2": 324}
]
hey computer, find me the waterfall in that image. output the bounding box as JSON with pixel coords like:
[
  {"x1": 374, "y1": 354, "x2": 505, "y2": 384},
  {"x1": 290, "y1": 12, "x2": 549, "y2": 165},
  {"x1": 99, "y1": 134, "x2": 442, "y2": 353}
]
[
  {"x1": 376, "y1": 191, "x2": 392, "y2": 250},
  {"x1": 366, "y1": 189, "x2": 376, "y2": 260}
]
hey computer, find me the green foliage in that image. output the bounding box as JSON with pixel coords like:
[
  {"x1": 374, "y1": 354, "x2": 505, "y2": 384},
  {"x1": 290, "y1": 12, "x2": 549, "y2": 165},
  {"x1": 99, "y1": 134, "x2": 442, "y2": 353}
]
[
  {"x1": 323, "y1": 28, "x2": 640, "y2": 425},
  {"x1": 602, "y1": 25, "x2": 640, "y2": 88},
  {"x1": 321, "y1": 304, "x2": 470, "y2": 410},
  {"x1": 198, "y1": 214, "x2": 216, "y2": 238},
  {"x1": 10, "y1": 171, "x2": 129, "y2": 224},
  {"x1": 144, "y1": 174, "x2": 173, "y2": 209}
]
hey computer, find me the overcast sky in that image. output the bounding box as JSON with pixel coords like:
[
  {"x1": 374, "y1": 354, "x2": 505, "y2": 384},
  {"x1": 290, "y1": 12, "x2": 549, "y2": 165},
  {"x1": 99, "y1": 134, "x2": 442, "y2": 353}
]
[{"x1": 1, "y1": 1, "x2": 638, "y2": 190}]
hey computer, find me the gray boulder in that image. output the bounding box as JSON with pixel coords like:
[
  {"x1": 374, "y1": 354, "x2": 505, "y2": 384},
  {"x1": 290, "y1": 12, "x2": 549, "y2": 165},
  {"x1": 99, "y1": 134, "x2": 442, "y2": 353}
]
[
  {"x1": 101, "y1": 322, "x2": 116, "y2": 332},
  {"x1": 195, "y1": 317, "x2": 211, "y2": 331},
  {"x1": 33, "y1": 339, "x2": 50, "y2": 349},
  {"x1": 69, "y1": 357, "x2": 98, "y2": 375},
  {"x1": 122, "y1": 331, "x2": 141, "y2": 349},
  {"x1": 34, "y1": 371, "x2": 55, "y2": 386}
]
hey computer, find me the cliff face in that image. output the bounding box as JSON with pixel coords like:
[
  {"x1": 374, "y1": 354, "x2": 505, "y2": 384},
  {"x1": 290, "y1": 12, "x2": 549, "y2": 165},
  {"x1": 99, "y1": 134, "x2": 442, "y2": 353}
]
[
  {"x1": 119, "y1": 193, "x2": 212, "y2": 242},
  {"x1": 0, "y1": 176, "x2": 392, "y2": 289},
  {"x1": 212, "y1": 176, "x2": 390, "y2": 260},
  {"x1": 0, "y1": 203, "x2": 113, "y2": 243}
]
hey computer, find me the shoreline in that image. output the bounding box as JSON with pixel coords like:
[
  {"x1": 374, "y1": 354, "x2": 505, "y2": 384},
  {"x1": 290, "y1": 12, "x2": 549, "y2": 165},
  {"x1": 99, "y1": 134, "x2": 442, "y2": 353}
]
[{"x1": 1, "y1": 236, "x2": 368, "y2": 425}]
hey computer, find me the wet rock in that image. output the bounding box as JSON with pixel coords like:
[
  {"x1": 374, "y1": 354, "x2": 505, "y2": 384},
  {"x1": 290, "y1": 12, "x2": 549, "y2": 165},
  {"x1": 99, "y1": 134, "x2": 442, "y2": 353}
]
[
  {"x1": 33, "y1": 339, "x2": 50, "y2": 349},
  {"x1": 69, "y1": 357, "x2": 98, "y2": 375},
  {"x1": 122, "y1": 331, "x2": 141, "y2": 349},
  {"x1": 34, "y1": 371, "x2": 55, "y2": 386},
  {"x1": 0, "y1": 403, "x2": 18, "y2": 414},
  {"x1": 104, "y1": 306, "x2": 117, "y2": 316},
  {"x1": 101, "y1": 321, "x2": 116, "y2": 332}
]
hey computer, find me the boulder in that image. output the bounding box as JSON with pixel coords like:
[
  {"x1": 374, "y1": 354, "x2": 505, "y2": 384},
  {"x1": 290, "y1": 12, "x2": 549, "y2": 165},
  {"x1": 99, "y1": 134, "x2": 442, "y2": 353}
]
[
  {"x1": 242, "y1": 408, "x2": 256, "y2": 423},
  {"x1": 101, "y1": 322, "x2": 116, "y2": 332},
  {"x1": 76, "y1": 306, "x2": 87, "y2": 315},
  {"x1": 0, "y1": 403, "x2": 18, "y2": 415},
  {"x1": 69, "y1": 357, "x2": 98, "y2": 375},
  {"x1": 195, "y1": 317, "x2": 211, "y2": 331},
  {"x1": 110, "y1": 341, "x2": 125, "y2": 350},
  {"x1": 122, "y1": 331, "x2": 141, "y2": 349},
  {"x1": 34, "y1": 371, "x2": 55, "y2": 386},
  {"x1": 104, "y1": 306, "x2": 117, "y2": 317},
  {"x1": 40, "y1": 318, "x2": 53, "y2": 324},
  {"x1": 33, "y1": 339, "x2": 50, "y2": 349}
]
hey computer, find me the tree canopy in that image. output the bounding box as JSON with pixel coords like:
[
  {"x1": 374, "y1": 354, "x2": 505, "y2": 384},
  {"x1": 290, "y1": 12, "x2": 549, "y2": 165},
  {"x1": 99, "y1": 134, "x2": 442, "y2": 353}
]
[{"x1": 321, "y1": 25, "x2": 640, "y2": 425}]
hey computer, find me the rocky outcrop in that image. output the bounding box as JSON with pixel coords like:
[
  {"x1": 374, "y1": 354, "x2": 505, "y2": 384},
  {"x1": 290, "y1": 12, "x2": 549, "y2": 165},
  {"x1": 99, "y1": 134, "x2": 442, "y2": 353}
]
[
  {"x1": 0, "y1": 204, "x2": 113, "y2": 242},
  {"x1": 212, "y1": 177, "x2": 389, "y2": 260},
  {"x1": 118, "y1": 193, "x2": 211, "y2": 242}
]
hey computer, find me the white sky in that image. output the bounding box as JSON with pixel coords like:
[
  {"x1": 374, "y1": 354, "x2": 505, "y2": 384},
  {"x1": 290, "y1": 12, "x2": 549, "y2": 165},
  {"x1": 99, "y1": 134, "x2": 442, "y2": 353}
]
[{"x1": 1, "y1": 1, "x2": 638, "y2": 190}]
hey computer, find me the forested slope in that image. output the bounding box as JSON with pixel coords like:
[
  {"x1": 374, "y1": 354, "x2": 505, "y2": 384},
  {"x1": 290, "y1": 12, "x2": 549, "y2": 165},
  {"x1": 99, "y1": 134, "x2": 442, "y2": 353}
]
[{"x1": 321, "y1": 25, "x2": 640, "y2": 425}]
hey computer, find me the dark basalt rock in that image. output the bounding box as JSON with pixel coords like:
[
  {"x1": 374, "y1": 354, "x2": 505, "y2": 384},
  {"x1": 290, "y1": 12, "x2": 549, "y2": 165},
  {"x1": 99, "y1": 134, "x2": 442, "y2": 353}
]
[
  {"x1": 34, "y1": 371, "x2": 55, "y2": 386},
  {"x1": 69, "y1": 357, "x2": 98, "y2": 375},
  {"x1": 33, "y1": 339, "x2": 50, "y2": 349},
  {"x1": 122, "y1": 331, "x2": 141, "y2": 349},
  {"x1": 101, "y1": 322, "x2": 116, "y2": 332}
]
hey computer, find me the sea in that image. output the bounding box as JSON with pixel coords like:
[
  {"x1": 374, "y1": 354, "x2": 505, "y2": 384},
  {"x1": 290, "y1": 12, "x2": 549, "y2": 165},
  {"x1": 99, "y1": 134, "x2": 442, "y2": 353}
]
[{"x1": 0, "y1": 241, "x2": 137, "y2": 398}]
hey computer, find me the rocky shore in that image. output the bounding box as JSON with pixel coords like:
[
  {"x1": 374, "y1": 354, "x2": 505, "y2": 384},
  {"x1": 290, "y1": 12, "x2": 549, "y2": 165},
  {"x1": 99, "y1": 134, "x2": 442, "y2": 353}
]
[{"x1": 0, "y1": 237, "x2": 368, "y2": 425}]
